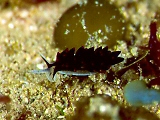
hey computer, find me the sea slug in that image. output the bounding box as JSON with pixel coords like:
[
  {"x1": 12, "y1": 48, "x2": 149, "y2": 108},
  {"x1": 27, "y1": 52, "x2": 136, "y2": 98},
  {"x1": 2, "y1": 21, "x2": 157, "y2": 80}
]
[{"x1": 31, "y1": 46, "x2": 124, "y2": 81}]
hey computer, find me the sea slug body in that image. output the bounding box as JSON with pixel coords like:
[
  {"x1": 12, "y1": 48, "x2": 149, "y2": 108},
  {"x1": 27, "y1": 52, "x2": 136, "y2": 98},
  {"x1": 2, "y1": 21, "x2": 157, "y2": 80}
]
[{"x1": 31, "y1": 46, "x2": 124, "y2": 81}]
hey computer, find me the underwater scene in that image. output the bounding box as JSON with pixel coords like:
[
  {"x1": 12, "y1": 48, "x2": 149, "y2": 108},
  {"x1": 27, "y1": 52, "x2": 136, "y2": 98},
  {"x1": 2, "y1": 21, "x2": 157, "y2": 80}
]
[{"x1": 1, "y1": 0, "x2": 160, "y2": 119}]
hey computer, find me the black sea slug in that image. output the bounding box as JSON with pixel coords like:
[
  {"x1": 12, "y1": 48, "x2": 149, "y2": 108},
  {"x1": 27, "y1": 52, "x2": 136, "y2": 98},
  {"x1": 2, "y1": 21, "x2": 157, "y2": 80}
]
[{"x1": 31, "y1": 46, "x2": 124, "y2": 81}]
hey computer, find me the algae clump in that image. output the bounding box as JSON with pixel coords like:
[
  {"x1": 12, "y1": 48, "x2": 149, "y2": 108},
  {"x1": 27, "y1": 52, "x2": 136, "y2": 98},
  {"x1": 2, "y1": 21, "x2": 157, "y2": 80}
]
[{"x1": 53, "y1": 0, "x2": 127, "y2": 49}]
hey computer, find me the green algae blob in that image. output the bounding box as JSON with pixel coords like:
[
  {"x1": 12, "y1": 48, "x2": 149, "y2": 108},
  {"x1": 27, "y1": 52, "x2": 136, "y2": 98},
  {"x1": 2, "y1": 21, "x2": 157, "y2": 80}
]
[{"x1": 53, "y1": 0, "x2": 127, "y2": 49}]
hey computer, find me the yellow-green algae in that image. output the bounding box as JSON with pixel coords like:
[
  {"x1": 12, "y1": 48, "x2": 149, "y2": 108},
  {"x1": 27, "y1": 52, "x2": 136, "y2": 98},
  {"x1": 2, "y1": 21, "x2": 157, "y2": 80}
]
[
  {"x1": 53, "y1": 0, "x2": 127, "y2": 49},
  {"x1": 0, "y1": 0, "x2": 160, "y2": 120}
]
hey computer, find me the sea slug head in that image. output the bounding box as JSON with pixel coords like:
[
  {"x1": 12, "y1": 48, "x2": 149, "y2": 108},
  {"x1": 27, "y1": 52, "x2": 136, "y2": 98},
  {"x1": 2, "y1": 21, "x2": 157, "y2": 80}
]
[{"x1": 29, "y1": 54, "x2": 56, "y2": 82}]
